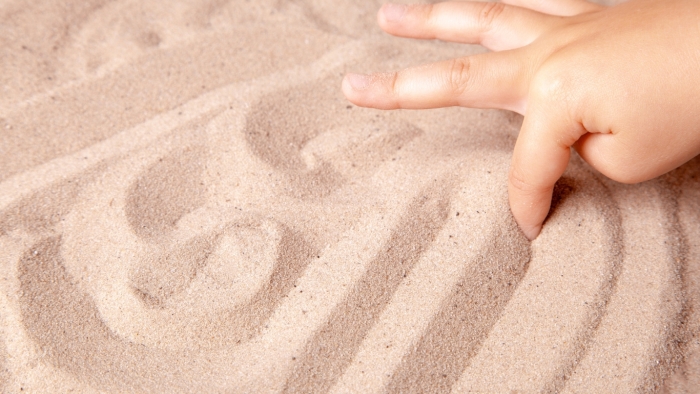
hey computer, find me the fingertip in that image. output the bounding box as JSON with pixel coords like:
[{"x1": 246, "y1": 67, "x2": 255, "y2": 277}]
[
  {"x1": 509, "y1": 192, "x2": 544, "y2": 241},
  {"x1": 508, "y1": 176, "x2": 552, "y2": 242},
  {"x1": 341, "y1": 75, "x2": 355, "y2": 100},
  {"x1": 521, "y1": 223, "x2": 542, "y2": 241},
  {"x1": 342, "y1": 73, "x2": 359, "y2": 95},
  {"x1": 509, "y1": 202, "x2": 543, "y2": 241},
  {"x1": 342, "y1": 73, "x2": 375, "y2": 107},
  {"x1": 377, "y1": 4, "x2": 388, "y2": 28},
  {"x1": 379, "y1": 3, "x2": 407, "y2": 25},
  {"x1": 344, "y1": 73, "x2": 371, "y2": 91},
  {"x1": 343, "y1": 72, "x2": 400, "y2": 109}
]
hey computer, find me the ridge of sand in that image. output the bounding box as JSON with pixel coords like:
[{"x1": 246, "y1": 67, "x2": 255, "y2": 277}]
[{"x1": 1, "y1": 0, "x2": 698, "y2": 392}]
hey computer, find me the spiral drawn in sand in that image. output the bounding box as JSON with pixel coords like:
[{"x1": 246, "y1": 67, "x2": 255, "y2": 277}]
[{"x1": 1, "y1": 0, "x2": 698, "y2": 392}]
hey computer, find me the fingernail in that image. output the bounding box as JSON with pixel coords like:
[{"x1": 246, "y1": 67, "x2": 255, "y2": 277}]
[
  {"x1": 346, "y1": 73, "x2": 371, "y2": 90},
  {"x1": 383, "y1": 3, "x2": 407, "y2": 22}
]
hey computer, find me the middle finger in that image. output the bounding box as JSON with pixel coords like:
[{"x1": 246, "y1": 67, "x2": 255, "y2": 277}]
[{"x1": 378, "y1": 2, "x2": 566, "y2": 51}]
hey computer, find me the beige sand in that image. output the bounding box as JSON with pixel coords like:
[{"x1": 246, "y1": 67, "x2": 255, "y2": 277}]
[{"x1": 0, "y1": 0, "x2": 698, "y2": 392}]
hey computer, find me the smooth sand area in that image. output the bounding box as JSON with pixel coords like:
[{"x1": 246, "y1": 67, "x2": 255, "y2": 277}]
[{"x1": 1, "y1": 0, "x2": 698, "y2": 392}]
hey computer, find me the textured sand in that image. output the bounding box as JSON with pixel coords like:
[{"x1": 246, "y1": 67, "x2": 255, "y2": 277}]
[{"x1": 1, "y1": 0, "x2": 699, "y2": 392}]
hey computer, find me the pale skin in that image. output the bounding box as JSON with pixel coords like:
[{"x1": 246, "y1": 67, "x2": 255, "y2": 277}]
[{"x1": 342, "y1": 0, "x2": 700, "y2": 240}]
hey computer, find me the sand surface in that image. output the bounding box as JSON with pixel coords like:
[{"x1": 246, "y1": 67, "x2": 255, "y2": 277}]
[{"x1": 1, "y1": 0, "x2": 699, "y2": 392}]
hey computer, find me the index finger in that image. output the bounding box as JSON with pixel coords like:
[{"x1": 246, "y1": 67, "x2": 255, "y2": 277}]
[{"x1": 342, "y1": 49, "x2": 529, "y2": 114}]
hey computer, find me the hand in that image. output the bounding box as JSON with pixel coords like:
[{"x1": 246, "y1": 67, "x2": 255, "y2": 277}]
[{"x1": 342, "y1": 0, "x2": 700, "y2": 240}]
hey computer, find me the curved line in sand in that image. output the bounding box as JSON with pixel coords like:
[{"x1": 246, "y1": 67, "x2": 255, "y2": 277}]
[
  {"x1": 4, "y1": 103, "x2": 688, "y2": 394},
  {"x1": 0, "y1": 34, "x2": 693, "y2": 394}
]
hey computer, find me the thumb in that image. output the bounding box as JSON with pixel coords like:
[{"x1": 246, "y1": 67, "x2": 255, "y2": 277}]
[{"x1": 509, "y1": 102, "x2": 584, "y2": 240}]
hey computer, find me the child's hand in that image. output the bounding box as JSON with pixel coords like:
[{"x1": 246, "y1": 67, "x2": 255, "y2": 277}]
[{"x1": 342, "y1": 0, "x2": 700, "y2": 240}]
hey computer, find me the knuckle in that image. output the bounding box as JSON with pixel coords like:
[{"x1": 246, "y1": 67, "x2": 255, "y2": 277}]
[
  {"x1": 530, "y1": 67, "x2": 571, "y2": 102},
  {"x1": 422, "y1": 3, "x2": 435, "y2": 24},
  {"x1": 508, "y1": 165, "x2": 556, "y2": 196},
  {"x1": 530, "y1": 75, "x2": 567, "y2": 101},
  {"x1": 508, "y1": 166, "x2": 539, "y2": 194},
  {"x1": 388, "y1": 71, "x2": 400, "y2": 96},
  {"x1": 385, "y1": 71, "x2": 405, "y2": 109},
  {"x1": 596, "y1": 158, "x2": 643, "y2": 184},
  {"x1": 583, "y1": 136, "x2": 650, "y2": 184},
  {"x1": 477, "y1": 2, "x2": 507, "y2": 29},
  {"x1": 446, "y1": 57, "x2": 473, "y2": 96}
]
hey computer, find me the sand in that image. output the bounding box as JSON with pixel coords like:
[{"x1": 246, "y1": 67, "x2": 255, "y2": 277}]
[{"x1": 0, "y1": 0, "x2": 698, "y2": 392}]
